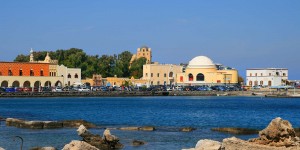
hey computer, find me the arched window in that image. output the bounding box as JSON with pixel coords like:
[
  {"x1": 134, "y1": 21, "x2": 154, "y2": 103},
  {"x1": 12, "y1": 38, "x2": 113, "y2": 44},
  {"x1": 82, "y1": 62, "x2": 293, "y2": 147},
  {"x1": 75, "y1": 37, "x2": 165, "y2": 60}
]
[
  {"x1": 254, "y1": 81, "x2": 258, "y2": 86},
  {"x1": 268, "y1": 81, "x2": 272, "y2": 86},
  {"x1": 196, "y1": 73, "x2": 205, "y2": 81},
  {"x1": 19, "y1": 69, "x2": 23, "y2": 76},
  {"x1": 180, "y1": 76, "x2": 183, "y2": 82},
  {"x1": 75, "y1": 73, "x2": 78, "y2": 78},
  {"x1": 40, "y1": 70, "x2": 44, "y2": 76},
  {"x1": 169, "y1": 72, "x2": 173, "y2": 77},
  {"x1": 68, "y1": 74, "x2": 71, "y2": 78},
  {"x1": 188, "y1": 73, "x2": 193, "y2": 81},
  {"x1": 30, "y1": 69, "x2": 34, "y2": 76},
  {"x1": 249, "y1": 81, "x2": 253, "y2": 86},
  {"x1": 260, "y1": 81, "x2": 263, "y2": 85}
]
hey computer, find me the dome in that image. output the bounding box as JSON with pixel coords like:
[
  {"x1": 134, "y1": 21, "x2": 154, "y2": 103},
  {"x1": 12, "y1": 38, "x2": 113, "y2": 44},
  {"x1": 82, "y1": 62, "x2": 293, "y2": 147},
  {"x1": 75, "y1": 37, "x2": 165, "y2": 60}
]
[{"x1": 187, "y1": 56, "x2": 216, "y2": 68}]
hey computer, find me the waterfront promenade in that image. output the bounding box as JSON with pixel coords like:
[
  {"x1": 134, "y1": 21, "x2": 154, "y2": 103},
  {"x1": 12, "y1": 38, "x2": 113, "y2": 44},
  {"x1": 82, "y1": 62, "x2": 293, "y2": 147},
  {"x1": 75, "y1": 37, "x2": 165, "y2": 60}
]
[{"x1": 0, "y1": 89, "x2": 299, "y2": 97}]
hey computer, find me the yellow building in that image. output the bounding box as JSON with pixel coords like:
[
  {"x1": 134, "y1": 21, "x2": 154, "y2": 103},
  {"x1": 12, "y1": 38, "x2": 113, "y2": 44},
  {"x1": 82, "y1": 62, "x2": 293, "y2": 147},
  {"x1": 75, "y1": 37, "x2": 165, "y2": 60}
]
[
  {"x1": 130, "y1": 46, "x2": 152, "y2": 66},
  {"x1": 176, "y1": 56, "x2": 238, "y2": 85},
  {"x1": 143, "y1": 63, "x2": 183, "y2": 86},
  {"x1": 105, "y1": 76, "x2": 148, "y2": 87}
]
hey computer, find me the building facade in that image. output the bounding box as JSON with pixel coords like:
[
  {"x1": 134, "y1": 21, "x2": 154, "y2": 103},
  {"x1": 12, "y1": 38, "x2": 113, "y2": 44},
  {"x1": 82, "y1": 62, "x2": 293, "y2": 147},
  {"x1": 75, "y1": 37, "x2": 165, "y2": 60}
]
[
  {"x1": 0, "y1": 49, "x2": 81, "y2": 88},
  {"x1": 176, "y1": 56, "x2": 238, "y2": 85},
  {"x1": 143, "y1": 63, "x2": 183, "y2": 86},
  {"x1": 246, "y1": 68, "x2": 288, "y2": 87},
  {"x1": 130, "y1": 46, "x2": 152, "y2": 66}
]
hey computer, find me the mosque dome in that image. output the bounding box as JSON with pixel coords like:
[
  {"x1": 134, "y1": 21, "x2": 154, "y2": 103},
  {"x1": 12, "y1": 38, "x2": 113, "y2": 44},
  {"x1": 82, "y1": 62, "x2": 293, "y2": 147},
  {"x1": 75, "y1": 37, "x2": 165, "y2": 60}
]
[{"x1": 187, "y1": 56, "x2": 216, "y2": 68}]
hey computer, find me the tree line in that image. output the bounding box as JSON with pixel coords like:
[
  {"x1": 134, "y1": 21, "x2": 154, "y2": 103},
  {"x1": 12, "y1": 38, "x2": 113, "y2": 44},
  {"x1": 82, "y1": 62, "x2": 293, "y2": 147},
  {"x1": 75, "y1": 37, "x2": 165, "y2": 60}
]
[{"x1": 14, "y1": 48, "x2": 146, "y2": 79}]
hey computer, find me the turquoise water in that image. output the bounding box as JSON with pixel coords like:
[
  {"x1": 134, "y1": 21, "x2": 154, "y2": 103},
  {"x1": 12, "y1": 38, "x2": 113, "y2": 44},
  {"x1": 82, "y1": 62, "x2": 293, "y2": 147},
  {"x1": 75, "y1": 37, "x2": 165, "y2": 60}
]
[{"x1": 0, "y1": 96, "x2": 299, "y2": 149}]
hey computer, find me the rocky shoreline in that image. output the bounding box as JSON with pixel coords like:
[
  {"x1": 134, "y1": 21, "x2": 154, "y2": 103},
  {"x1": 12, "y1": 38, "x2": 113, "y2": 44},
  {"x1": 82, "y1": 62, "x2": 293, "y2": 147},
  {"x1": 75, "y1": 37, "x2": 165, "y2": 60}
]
[{"x1": 1, "y1": 117, "x2": 300, "y2": 149}]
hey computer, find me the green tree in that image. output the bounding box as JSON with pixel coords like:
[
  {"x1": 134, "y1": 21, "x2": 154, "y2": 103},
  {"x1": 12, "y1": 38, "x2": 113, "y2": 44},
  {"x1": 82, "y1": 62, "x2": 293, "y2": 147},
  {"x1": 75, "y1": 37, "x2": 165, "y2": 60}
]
[
  {"x1": 14, "y1": 54, "x2": 29, "y2": 62},
  {"x1": 129, "y1": 57, "x2": 147, "y2": 79},
  {"x1": 118, "y1": 51, "x2": 132, "y2": 77}
]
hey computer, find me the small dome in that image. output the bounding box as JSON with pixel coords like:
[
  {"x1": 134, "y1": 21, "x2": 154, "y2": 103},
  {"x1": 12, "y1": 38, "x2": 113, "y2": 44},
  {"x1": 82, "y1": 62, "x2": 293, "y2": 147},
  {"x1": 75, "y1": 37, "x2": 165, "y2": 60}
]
[{"x1": 187, "y1": 56, "x2": 216, "y2": 68}]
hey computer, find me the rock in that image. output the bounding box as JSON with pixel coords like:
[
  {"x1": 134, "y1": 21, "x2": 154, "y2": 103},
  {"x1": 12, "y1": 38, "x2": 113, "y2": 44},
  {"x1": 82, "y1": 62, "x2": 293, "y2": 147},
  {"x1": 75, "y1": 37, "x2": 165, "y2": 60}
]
[
  {"x1": 76, "y1": 125, "x2": 123, "y2": 150},
  {"x1": 139, "y1": 126, "x2": 155, "y2": 131},
  {"x1": 43, "y1": 121, "x2": 63, "y2": 129},
  {"x1": 195, "y1": 139, "x2": 221, "y2": 150},
  {"x1": 6, "y1": 118, "x2": 25, "y2": 127},
  {"x1": 222, "y1": 137, "x2": 300, "y2": 150},
  {"x1": 30, "y1": 147, "x2": 57, "y2": 150},
  {"x1": 0, "y1": 147, "x2": 5, "y2": 150},
  {"x1": 23, "y1": 121, "x2": 44, "y2": 129},
  {"x1": 181, "y1": 127, "x2": 196, "y2": 132},
  {"x1": 249, "y1": 117, "x2": 299, "y2": 147},
  {"x1": 62, "y1": 120, "x2": 96, "y2": 128},
  {"x1": 211, "y1": 127, "x2": 259, "y2": 135},
  {"x1": 294, "y1": 128, "x2": 300, "y2": 137},
  {"x1": 131, "y1": 140, "x2": 146, "y2": 146},
  {"x1": 62, "y1": 140, "x2": 99, "y2": 150},
  {"x1": 119, "y1": 127, "x2": 140, "y2": 130}
]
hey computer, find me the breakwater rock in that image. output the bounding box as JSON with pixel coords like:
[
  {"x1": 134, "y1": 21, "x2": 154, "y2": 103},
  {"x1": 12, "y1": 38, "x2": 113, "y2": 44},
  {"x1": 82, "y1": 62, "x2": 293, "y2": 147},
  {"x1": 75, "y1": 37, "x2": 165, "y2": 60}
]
[
  {"x1": 118, "y1": 126, "x2": 155, "y2": 131},
  {"x1": 6, "y1": 118, "x2": 96, "y2": 129},
  {"x1": 63, "y1": 125, "x2": 123, "y2": 150},
  {"x1": 30, "y1": 147, "x2": 57, "y2": 150},
  {"x1": 185, "y1": 117, "x2": 300, "y2": 150}
]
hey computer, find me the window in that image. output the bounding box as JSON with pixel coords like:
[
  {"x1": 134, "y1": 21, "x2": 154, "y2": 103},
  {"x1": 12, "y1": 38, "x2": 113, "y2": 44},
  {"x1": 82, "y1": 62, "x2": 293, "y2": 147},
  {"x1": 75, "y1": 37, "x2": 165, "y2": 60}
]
[
  {"x1": 188, "y1": 73, "x2": 193, "y2": 81},
  {"x1": 19, "y1": 69, "x2": 23, "y2": 76},
  {"x1": 151, "y1": 73, "x2": 153, "y2": 77},
  {"x1": 249, "y1": 81, "x2": 253, "y2": 86},
  {"x1": 68, "y1": 74, "x2": 71, "y2": 78},
  {"x1": 255, "y1": 73, "x2": 257, "y2": 76},
  {"x1": 269, "y1": 73, "x2": 272, "y2": 76},
  {"x1": 157, "y1": 81, "x2": 160, "y2": 85},
  {"x1": 157, "y1": 73, "x2": 159, "y2": 77},
  {"x1": 260, "y1": 81, "x2": 263, "y2": 85},
  {"x1": 180, "y1": 76, "x2": 183, "y2": 82},
  {"x1": 261, "y1": 73, "x2": 263, "y2": 76},
  {"x1": 30, "y1": 69, "x2": 34, "y2": 76},
  {"x1": 151, "y1": 81, "x2": 153, "y2": 85},
  {"x1": 40, "y1": 70, "x2": 44, "y2": 76},
  {"x1": 8, "y1": 69, "x2": 12, "y2": 76},
  {"x1": 268, "y1": 81, "x2": 272, "y2": 86},
  {"x1": 276, "y1": 72, "x2": 279, "y2": 76},
  {"x1": 164, "y1": 73, "x2": 166, "y2": 77},
  {"x1": 254, "y1": 81, "x2": 258, "y2": 86},
  {"x1": 75, "y1": 74, "x2": 78, "y2": 78},
  {"x1": 250, "y1": 73, "x2": 252, "y2": 76},
  {"x1": 283, "y1": 73, "x2": 286, "y2": 76},
  {"x1": 169, "y1": 72, "x2": 173, "y2": 77},
  {"x1": 146, "y1": 73, "x2": 148, "y2": 77},
  {"x1": 196, "y1": 73, "x2": 205, "y2": 81}
]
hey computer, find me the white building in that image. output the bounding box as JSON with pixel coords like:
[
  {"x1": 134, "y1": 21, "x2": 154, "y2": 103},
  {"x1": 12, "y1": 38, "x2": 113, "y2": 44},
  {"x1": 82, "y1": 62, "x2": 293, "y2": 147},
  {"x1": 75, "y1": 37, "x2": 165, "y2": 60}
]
[
  {"x1": 57, "y1": 65, "x2": 81, "y2": 86},
  {"x1": 246, "y1": 68, "x2": 288, "y2": 87}
]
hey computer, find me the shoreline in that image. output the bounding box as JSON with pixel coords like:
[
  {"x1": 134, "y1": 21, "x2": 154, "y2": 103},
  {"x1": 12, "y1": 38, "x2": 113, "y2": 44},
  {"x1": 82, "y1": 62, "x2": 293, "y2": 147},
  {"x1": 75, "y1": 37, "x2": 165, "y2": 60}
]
[{"x1": 0, "y1": 90, "x2": 299, "y2": 98}]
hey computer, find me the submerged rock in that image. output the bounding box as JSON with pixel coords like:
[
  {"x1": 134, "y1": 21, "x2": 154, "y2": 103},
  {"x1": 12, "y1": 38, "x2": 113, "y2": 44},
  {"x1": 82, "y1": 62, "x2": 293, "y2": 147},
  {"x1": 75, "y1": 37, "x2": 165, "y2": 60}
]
[
  {"x1": 5, "y1": 118, "x2": 95, "y2": 129},
  {"x1": 181, "y1": 127, "x2": 196, "y2": 132},
  {"x1": 211, "y1": 127, "x2": 259, "y2": 135},
  {"x1": 0, "y1": 147, "x2": 5, "y2": 150},
  {"x1": 131, "y1": 140, "x2": 146, "y2": 146},
  {"x1": 139, "y1": 126, "x2": 155, "y2": 131},
  {"x1": 62, "y1": 120, "x2": 96, "y2": 128}
]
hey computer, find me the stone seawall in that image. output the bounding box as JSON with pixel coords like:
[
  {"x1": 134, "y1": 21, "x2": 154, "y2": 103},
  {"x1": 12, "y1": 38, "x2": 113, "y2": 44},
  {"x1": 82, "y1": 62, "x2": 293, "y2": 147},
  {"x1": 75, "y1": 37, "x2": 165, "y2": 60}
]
[{"x1": 0, "y1": 90, "x2": 297, "y2": 98}]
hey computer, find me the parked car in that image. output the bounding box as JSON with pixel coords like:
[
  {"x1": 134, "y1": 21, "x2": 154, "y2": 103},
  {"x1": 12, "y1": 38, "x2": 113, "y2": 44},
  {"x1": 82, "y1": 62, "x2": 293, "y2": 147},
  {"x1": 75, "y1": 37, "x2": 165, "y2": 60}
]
[
  {"x1": 23, "y1": 87, "x2": 33, "y2": 92},
  {"x1": 5, "y1": 87, "x2": 16, "y2": 93},
  {"x1": 78, "y1": 87, "x2": 90, "y2": 92},
  {"x1": 52, "y1": 86, "x2": 62, "y2": 92},
  {"x1": 15, "y1": 87, "x2": 24, "y2": 92}
]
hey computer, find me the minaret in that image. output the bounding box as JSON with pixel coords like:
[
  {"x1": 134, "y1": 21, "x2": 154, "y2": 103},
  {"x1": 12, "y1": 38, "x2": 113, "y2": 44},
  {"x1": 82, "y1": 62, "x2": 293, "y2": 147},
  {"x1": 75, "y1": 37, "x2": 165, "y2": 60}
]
[{"x1": 30, "y1": 48, "x2": 34, "y2": 62}]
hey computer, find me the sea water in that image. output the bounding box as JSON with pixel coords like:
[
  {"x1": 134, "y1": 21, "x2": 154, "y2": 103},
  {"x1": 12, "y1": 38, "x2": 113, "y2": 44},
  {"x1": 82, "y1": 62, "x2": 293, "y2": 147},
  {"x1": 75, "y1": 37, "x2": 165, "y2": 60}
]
[{"x1": 0, "y1": 96, "x2": 299, "y2": 150}]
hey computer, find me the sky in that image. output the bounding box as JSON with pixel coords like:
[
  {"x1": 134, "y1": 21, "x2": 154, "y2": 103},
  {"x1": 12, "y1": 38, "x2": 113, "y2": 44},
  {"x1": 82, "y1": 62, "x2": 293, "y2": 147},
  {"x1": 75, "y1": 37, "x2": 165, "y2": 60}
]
[{"x1": 1, "y1": 0, "x2": 299, "y2": 79}]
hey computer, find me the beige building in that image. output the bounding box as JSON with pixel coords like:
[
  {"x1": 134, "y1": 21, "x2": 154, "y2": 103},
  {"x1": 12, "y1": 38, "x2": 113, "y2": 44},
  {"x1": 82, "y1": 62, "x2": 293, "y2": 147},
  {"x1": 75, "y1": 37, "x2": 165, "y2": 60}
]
[
  {"x1": 176, "y1": 56, "x2": 238, "y2": 85},
  {"x1": 130, "y1": 46, "x2": 152, "y2": 66},
  {"x1": 143, "y1": 63, "x2": 183, "y2": 86},
  {"x1": 105, "y1": 76, "x2": 148, "y2": 87}
]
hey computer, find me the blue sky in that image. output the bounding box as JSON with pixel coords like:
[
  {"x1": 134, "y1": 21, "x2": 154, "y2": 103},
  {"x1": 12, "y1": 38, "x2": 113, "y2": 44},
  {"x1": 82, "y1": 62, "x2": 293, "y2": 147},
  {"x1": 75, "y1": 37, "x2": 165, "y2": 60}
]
[{"x1": 1, "y1": 0, "x2": 299, "y2": 79}]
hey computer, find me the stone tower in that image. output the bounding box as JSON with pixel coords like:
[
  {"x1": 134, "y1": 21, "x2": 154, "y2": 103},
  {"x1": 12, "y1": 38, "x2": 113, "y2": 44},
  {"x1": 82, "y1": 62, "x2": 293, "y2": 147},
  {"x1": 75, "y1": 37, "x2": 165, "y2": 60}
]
[{"x1": 130, "y1": 46, "x2": 152, "y2": 66}]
